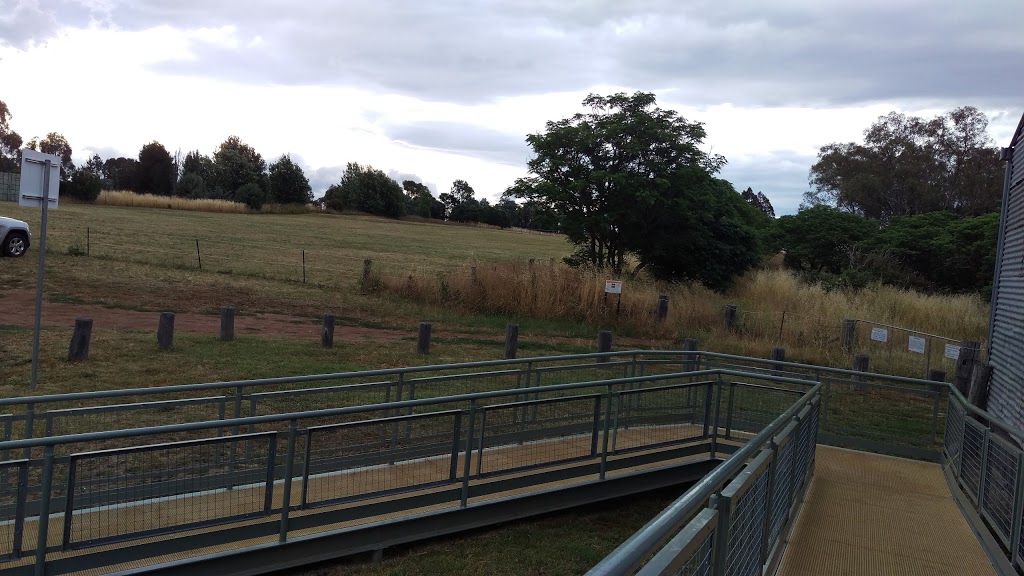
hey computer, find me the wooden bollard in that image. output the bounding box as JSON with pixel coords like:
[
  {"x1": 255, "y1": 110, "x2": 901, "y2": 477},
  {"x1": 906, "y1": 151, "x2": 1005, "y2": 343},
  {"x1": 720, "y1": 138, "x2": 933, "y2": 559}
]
[
  {"x1": 157, "y1": 312, "x2": 175, "y2": 351},
  {"x1": 417, "y1": 322, "x2": 432, "y2": 354},
  {"x1": 597, "y1": 330, "x2": 613, "y2": 363},
  {"x1": 361, "y1": 259, "x2": 373, "y2": 289},
  {"x1": 656, "y1": 295, "x2": 669, "y2": 322},
  {"x1": 321, "y1": 314, "x2": 335, "y2": 348},
  {"x1": 220, "y1": 306, "x2": 235, "y2": 341},
  {"x1": 953, "y1": 339, "x2": 981, "y2": 396},
  {"x1": 682, "y1": 337, "x2": 699, "y2": 371},
  {"x1": 67, "y1": 318, "x2": 93, "y2": 361},
  {"x1": 852, "y1": 353, "x2": 869, "y2": 390},
  {"x1": 724, "y1": 304, "x2": 738, "y2": 330},
  {"x1": 470, "y1": 266, "x2": 477, "y2": 286},
  {"x1": 968, "y1": 363, "x2": 992, "y2": 407},
  {"x1": 504, "y1": 323, "x2": 519, "y2": 359},
  {"x1": 928, "y1": 369, "x2": 946, "y2": 395},
  {"x1": 841, "y1": 319, "x2": 857, "y2": 352},
  {"x1": 770, "y1": 346, "x2": 785, "y2": 372}
]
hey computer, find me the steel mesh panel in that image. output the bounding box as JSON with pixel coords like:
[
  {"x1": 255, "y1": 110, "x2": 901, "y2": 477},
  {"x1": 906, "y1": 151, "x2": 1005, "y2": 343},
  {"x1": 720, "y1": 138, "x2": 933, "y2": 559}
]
[
  {"x1": 961, "y1": 422, "x2": 984, "y2": 499},
  {"x1": 981, "y1": 439, "x2": 1019, "y2": 542},
  {"x1": 479, "y1": 397, "x2": 597, "y2": 475},
  {"x1": 769, "y1": 440, "x2": 793, "y2": 546},
  {"x1": 613, "y1": 386, "x2": 703, "y2": 453},
  {"x1": 795, "y1": 416, "x2": 813, "y2": 492},
  {"x1": 66, "y1": 437, "x2": 271, "y2": 548},
  {"x1": 726, "y1": 469, "x2": 770, "y2": 576},
  {"x1": 0, "y1": 460, "x2": 21, "y2": 559},
  {"x1": 944, "y1": 401, "x2": 965, "y2": 472},
  {"x1": 671, "y1": 531, "x2": 714, "y2": 576}
]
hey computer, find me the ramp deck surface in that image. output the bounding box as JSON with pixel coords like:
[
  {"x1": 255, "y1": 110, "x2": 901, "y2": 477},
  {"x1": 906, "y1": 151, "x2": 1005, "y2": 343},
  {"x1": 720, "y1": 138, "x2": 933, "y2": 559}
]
[{"x1": 778, "y1": 446, "x2": 996, "y2": 576}]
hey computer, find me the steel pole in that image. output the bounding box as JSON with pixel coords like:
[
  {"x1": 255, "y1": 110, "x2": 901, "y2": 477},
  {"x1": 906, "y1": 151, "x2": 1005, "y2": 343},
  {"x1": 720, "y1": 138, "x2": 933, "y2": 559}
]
[{"x1": 29, "y1": 160, "x2": 52, "y2": 389}]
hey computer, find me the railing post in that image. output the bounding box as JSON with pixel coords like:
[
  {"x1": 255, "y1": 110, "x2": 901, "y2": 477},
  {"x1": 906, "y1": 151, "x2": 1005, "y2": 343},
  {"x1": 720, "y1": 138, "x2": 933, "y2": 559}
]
[
  {"x1": 977, "y1": 428, "x2": 991, "y2": 512},
  {"x1": 278, "y1": 420, "x2": 298, "y2": 543},
  {"x1": 710, "y1": 376, "x2": 723, "y2": 459},
  {"x1": 710, "y1": 492, "x2": 731, "y2": 576},
  {"x1": 725, "y1": 382, "x2": 736, "y2": 440},
  {"x1": 927, "y1": 370, "x2": 945, "y2": 447},
  {"x1": 1010, "y1": 454, "x2": 1024, "y2": 566},
  {"x1": 13, "y1": 461, "x2": 27, "y2": 558},
  {"x1": 761, "y1": 441, "x2": 778, "y2": 567},
  {"x1": 590, "y1": 396, "x2": 602, "y2": 457},
  {"x1": 702, "y1": 381, "x2": 714, "y2": 439},
  {"x1": 475, "y1": 410, "x2": 487, "y2": 477},
  {"x1": 230, "y1": 385, "x2": 243, "y2": 471},
  {"x1": 449, "y1": 412, "x2": 463, "y2": 482},
  {"x1": 300, "y1": 429, "x2": 313, "y2": 509},
  {"x1": 34, "y1": 446, "x2": 54, "y2": 576},
  {"x1": 610, "y1": 393, "x2": 623, "y2": 453},
  {"x1": 61, "y1": 456, "x2": 77, "y2": 550},
  {"x1": 599, "y1": 389, "x2": 613, "y2": 480},
  {"x1": 461, "y1": 401, "x2": 477, "y2": 507}
]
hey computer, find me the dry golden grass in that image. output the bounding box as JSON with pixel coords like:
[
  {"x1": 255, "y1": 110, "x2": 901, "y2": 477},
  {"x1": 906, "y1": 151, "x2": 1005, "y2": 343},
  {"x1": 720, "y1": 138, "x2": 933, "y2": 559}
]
[{"x1": 94, "y1": 190, "x2": 250, "y2": 213}]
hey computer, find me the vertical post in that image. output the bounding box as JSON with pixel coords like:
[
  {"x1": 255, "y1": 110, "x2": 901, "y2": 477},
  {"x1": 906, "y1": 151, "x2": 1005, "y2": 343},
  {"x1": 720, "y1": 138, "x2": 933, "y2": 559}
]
[
  {"x1": 220, "y1": 306, "x2": 236, "y2": 341},
  {"x1": 504, "y1": 323, "x2": 519, "y2": 360},
  {"x1": 300, "y1": 430, "x2": 312, "y2": 508},
  {"x1": 86, "y1": 226, "x2": 89, "y2": 256},
  {"x1": 195, "y1": 239, "x2": 202, "y2": 270},
  {"x1": 449, "y1": 412, "x2": 463, "y2": 482},
  {"x1": 852, "y1": 353, "x2": 869, "y2": 391},
  {"x1": 725, "y1": 382, "x2": 736, "y2": 439},
  {"x1": 361, "y1": 258, "x2": 373, "y2": 290},
  {"x1": 67, "y1": 318, "x2": 93, "y2": 361},
  {"x1": 778, "y1": 310, "x2": 786, "y2": 343},
  {"x1": 723, "y1": 304, "x2": 738, "y2": 330},
  {"x1": 953, "y1": 339, "x2": 981, "y2": 397},
  {"x1": 417, "y1": 322, "x2": 432, "y2": 354},
  {"x1": 461, "y1": 402, "x2": 477, "y2": 507},
  {"x1": 929, "y1": 369, "x2": 946, "y2": 446},
  {"x1": 34, "y1": 446, "x2": 54, "y2": 576},
  {"x1": 301, "y1": 249, "x2": 306, "y2": 284},
  {"x1": 279, "y1": 421, "x2": 298, "y2": 543},
  {"x1": 1010, "y1": 455, "x2": 1024, "y2": 566},
  {"x1": 841, "y1": 319, "x2": 857, "y2": 352},
  {"x1": 263, "y1": 435, "x2": 277, "y2": 515},
  {"x1": 710, "y1": 493, "x2": 732, "y2": 576},
  {"x1": 321, "y1": 314, "x2": 335, "y2": 348},
  {"x1": 61, "y1": 457, "x2": 77, "y2": 550},
  {"x1": 13, "y1": 461, "x2": 27, "y2": 558},
  {"x1": 599, "y1": 390, "x2": 613, "y2": 479},
  {"x1": 977, "y1": 429, "x2": 991, "y2": 511},
  {"x1": 590, "y1": 396, "x2": 602, "y2": 457},
  {"x1": 30, "y1": 160, "x2": 52, "y2": 390},
  {"x1": 470, "y1": 266, "x2": 477, "y2": 286},
  {"x1": 710, "y1": 376, "x2": 723, "y2": 458},
  {"x1": 157, "y1": 311, "x2": 175, "y2": 351},
  {"x1": 656, "y1": 295, "x2": 668, "y2": 322},
  {"x1": 770, "y1": 346, "x2": 785, "y2": 373},
  {"x1": 597, "y1": 330, "x2": 613, "y2": 363}
]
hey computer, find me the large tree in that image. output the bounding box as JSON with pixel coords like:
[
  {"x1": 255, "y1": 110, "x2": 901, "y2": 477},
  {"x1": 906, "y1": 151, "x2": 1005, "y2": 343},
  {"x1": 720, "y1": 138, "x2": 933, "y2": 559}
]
[
  {"x1": 322, "y1": 162, "x2": 405, "y2": 218},
  {"x1": 0, "y1": 100, "x2": 23, "y2": 172},
  {"x1": 136, "y1": 141, "x2": 175, "y2": 195},
  {"x1": 268, "y1": 155, "x2": 312, "y2": 204},
  {"x1": 179, "y1": 150, "x2": 217, "y2": 197},
  {"x1": 440, "y1": 179, "x2": 482, "y2": 222},
  {"x1": 27, "y1": 132, "x2": 74, "y2": 180},
  {"x1": 508, "y1": 91, "x2": 753, "y2": 285},
  {"x1": 805, "y1": 107, "x2": 1003, "y2": 220},
  {"x1": 213, "y1": 136, "x2": 267, "y2": 200},
  {"x1": 772, "y1": 205, "x2": 878, "y2": 274},
  {"x1": 101, "y1": 157, "x2": 140, "y2": 191}
]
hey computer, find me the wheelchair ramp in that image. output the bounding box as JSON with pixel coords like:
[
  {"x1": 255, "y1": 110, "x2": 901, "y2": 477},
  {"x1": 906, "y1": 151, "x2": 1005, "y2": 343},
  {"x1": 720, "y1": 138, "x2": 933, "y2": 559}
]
[{"x1": 778, "y1": 446, "x2": 996, "y2": 576}]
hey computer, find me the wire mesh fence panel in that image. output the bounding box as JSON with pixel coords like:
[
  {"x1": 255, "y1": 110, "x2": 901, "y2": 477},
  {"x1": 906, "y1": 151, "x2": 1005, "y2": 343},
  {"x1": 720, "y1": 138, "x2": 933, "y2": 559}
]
[
  {"x1": 612, "y1": 385, "x2": 706, "y2": 453},
  {"x1": 477, "y1": 396, "x2": 600, "y2": 476},
  {"x1": 44, "y1": 397, "x2": 232, "y2": 447},
  {"x1": 63, "y1": 433, "x2": 275, "y2": 549},
  {"x1": 301, "y1": 412, "x2": 460, "y2": 508},
  {"x1": 960, "y1": 419, "x2": 986, "y2": 501},
  {"x1": 981, "y1": 435, "x2": 1019, "y2": 543},
  {"x1": 944, "y1": 400, "x2": 965, "y2": 474},
  {"x1": 724, "y1": 464, "x2": 770, "y2": 576},
  {"x1": 0, "y1": 460, "x2": 26, "y2": 560},
  {"x1": 849, "y1": 320, "x2": 968, "y2": 379},
  {"x1": 671, "y1": 531, "x2": 714, "y2": 576},
  {"x1": 818, "y1": 378, "x2": 939, "y2": 449},
  {"x1": 794, "y1": 406, "x2": 816, "y2": 491},
  {"x1": 724, "y1": 384, "x2": 803, "y2": 438}
]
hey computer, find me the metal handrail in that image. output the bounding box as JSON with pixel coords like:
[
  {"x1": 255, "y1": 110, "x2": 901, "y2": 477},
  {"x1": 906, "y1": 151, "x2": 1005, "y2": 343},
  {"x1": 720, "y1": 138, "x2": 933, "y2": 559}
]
[{"x1": 586, "y1": 381, "x2": 822, "y2": 575}]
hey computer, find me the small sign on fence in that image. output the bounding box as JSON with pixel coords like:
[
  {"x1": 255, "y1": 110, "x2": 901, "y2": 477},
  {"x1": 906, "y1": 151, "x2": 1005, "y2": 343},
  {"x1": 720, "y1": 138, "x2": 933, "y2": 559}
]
[
  {"x1": 870, "y1": 327, "x2": 888, "y2": 343},
  {"x1": 908, "y1": 335, "x2": 926, "y2": 354},
  {"x1": 604, "y1": 280, "x2": 623, "y2": 294},
  {"x1": 944, "y1": 343, "x2": 961, "y2": 360}
]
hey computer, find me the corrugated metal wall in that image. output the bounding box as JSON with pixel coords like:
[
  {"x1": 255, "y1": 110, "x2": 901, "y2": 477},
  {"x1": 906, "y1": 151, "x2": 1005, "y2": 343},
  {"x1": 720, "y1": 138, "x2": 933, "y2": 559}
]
[{"x1": 988, "y1": 118, "x2": 1024, "y2": 431}]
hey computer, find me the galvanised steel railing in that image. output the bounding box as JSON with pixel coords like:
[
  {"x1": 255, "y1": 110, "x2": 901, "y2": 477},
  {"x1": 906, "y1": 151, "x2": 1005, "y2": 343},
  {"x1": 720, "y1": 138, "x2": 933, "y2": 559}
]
[
  {"x1": 587, "y1": 380, "x2": 821, "y2": 576},
  {"x1": 0, "y1": 368, "x2": 819, "y2": 576}
]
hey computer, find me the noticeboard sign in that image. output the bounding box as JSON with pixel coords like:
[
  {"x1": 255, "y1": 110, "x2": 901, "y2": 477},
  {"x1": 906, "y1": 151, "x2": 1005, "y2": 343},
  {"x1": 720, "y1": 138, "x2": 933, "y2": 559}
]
[
  {"x1": 870, "y1": 327, "x2": 888, "y2": 343},
  {"x1": 908, "y1": 335, "x2": 926, "y2": 354},
  {"x1": 604, "y1": 280, "x2": 622, "y2": 294},
  {"x1": 19, "y1": 149, "x2": 60, "y2": 209}
]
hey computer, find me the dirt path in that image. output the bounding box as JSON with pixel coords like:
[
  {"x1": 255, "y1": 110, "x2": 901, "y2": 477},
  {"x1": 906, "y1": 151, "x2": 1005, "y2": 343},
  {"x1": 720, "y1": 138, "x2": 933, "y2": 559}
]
[{"x1": 0, "y1": 289, "x2": 406, "y2": 342}]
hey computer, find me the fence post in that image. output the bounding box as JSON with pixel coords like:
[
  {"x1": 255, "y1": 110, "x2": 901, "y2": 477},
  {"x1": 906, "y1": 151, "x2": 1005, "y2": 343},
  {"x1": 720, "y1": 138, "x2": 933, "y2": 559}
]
[
  {"x1": 723, "y1": 304, "x2": 738, "y2": 330},
  {"x1": 470, "y1": 266, "x2": 477, "y2": 286},
  {"x1": 968, "y1": 363, "x2": 992, "y2": 408},
  {"x1": 841, "y1": 319, "x2": 857, "y2": 352},
  {"x1": 34, "y1": 446, "x2": 55, "y2": 576},
  {"x1": 321, "y1": 314, "x2": 335, "y2": 348},
  {"x1": 220, "y1": 306, "x2": 235, "y2": 341},
  {"x1": 301, "y1": 250, "x2": 306, "y2": 284},
  {"x1": 682, "y1": 337, "x2": 699, "y2": 371},
  {"x1": 770, "y1": 346, "x2": 785, "y2": 373},
  {"x1": 953, "y1": 339, "x2": 980, "y2": 397},
  {"x1": 67, "y1": 318, "x2": 93, "y2": 361},
  {"x1": 852, "y1": 353, "x2": 869, "y2": 391},
  {"x1": 195, "y1": 239, "x2": 202, "y2": 270},
  {"x1": 656, "y1": 295, "x2": 668, "y2": 322},
  {"x1": 504, "y1": 323, "x2": 519, "y2": 359},
  {"x1": 157, "y1": 311, "x2": 175, "y2": 351},
  {"x1": 361, "y1": 258, "x2": 373, "y2": 290},
  {"x1": 597, "y1": 330, "x2": 613, "y2": 363},
  {"x1": 417, "y1": 322, "x2": 432, "y2": 354},
  {"x1": 928, "y1": 369, "x2": 946, "y2": 446},
  {"x1": 86, "y1": 226, "x2": 89, "y2": 256},
  {"x1": 710, "y1": 492, "x2": 732, "y2": 576}
]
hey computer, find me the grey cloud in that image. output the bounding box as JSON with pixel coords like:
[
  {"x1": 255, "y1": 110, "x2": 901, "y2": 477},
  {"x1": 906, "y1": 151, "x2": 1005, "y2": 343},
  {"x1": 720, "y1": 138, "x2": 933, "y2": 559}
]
[
  {"x1": 386, "y1": 171, "x2": 438, "y2": 195},
  {"x1": 32, "y1": 0, "x2": 1019, "y2": 109},
  {"x1": 385, "y1": 122, "x2": 530, "y2": 167},
  {"x1": 0, "y1": 0, "x2": 60, "y2": 49},
  {"x1": 719, "y1": 151, "x2": 816, "y2": 216}
]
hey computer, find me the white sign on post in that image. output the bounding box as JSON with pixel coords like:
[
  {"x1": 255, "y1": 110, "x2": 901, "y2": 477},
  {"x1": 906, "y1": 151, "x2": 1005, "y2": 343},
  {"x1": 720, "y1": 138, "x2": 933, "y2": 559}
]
[
  {"x1": 604, "y1": 280, "x2": 623, "y2": 294},
  {"x1": 908, "y1": 336, "x2": 926, "y2": 354},
  {"x1": 19, "y1": 149, "x2": 60, "y2": 209},
  {"x1": 945, "y1": 343, "x2": 961, "y2": 360},
  {"x1": 870, "y1": 327, "x2": 888, "y2": 342}
]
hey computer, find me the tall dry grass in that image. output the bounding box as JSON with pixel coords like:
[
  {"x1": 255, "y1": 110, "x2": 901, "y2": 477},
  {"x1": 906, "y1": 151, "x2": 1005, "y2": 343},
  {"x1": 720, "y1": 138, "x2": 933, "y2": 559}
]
[
  {"x1": 380, "y1": 262, "x2": 990, "y2": 373},
  {"x1": 95, "y1": 191, "x2": 250, "y2": 213}
]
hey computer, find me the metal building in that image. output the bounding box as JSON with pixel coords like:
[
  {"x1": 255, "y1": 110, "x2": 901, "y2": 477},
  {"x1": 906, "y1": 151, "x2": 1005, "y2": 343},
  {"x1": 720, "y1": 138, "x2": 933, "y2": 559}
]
[{"x1": 987, "y1": 112, "x2": 1024, "y2": 429}]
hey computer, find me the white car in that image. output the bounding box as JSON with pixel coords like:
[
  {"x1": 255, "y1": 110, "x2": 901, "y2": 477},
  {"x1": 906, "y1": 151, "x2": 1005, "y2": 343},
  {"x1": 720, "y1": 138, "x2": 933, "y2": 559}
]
[{"x1": 0, "y1": 216, "x2": 31, "y2": 257}]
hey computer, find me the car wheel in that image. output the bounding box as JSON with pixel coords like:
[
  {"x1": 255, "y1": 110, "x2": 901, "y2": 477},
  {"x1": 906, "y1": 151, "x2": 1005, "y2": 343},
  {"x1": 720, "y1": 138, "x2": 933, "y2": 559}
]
[{"x1": 2, "y1": 232, "x2": 27, "y2": 257}]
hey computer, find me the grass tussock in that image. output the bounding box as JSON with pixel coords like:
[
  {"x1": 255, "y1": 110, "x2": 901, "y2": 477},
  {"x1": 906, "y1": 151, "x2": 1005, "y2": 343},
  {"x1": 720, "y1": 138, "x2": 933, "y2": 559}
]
[{"x1": 95, "y1": 190, "x2": 250, "y2": 213}]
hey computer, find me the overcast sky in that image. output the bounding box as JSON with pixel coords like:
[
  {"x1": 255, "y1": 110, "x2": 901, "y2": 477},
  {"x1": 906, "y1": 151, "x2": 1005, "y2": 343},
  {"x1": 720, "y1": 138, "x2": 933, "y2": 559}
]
[{"x1": 1, "y1": 0, "x2": 1021, "y2": 214}]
